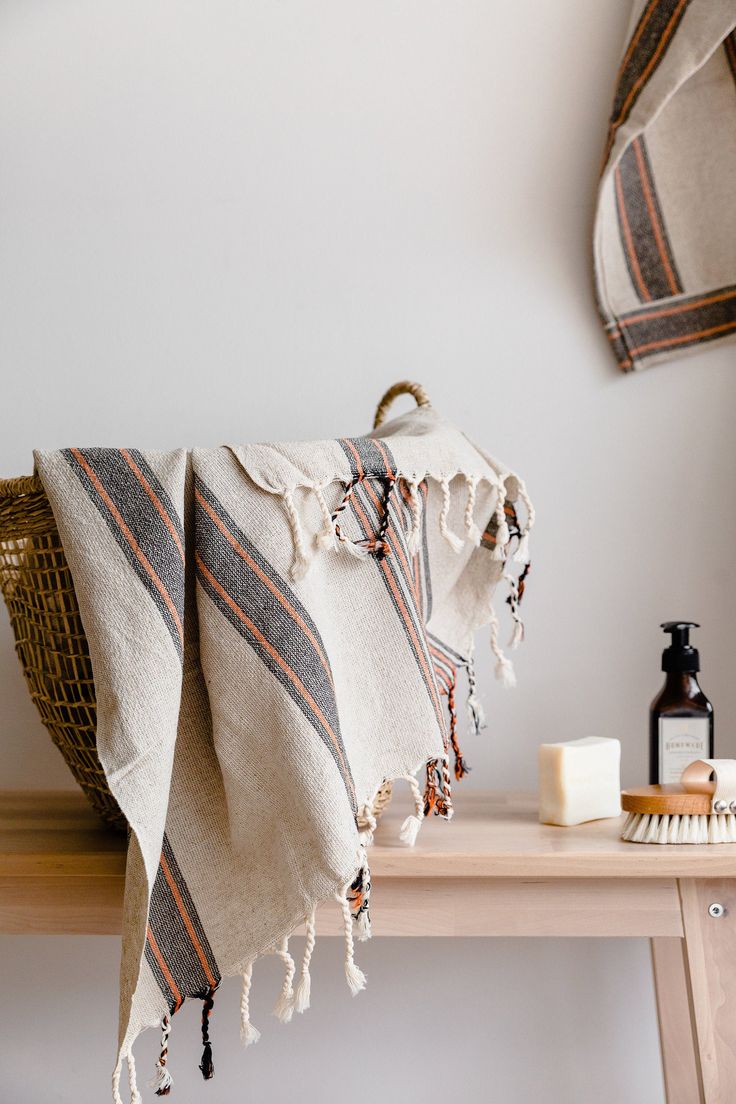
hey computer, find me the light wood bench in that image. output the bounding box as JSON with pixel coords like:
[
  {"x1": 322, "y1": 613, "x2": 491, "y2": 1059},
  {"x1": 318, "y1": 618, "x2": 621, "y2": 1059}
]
[{"x1": 2, "y1": 789, "x2": 734, "y2": 1103}]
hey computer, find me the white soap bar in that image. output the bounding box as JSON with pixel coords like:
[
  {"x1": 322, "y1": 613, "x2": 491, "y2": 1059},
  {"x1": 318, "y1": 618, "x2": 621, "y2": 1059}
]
[{"x1": 538, "y1": 737, "x2": 621, "y2": 826}]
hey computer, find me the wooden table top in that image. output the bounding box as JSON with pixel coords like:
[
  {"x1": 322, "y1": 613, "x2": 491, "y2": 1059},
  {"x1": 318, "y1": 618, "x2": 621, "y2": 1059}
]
[{"x1": 4, "y1": 788, "x2": 736, "y2": 880}]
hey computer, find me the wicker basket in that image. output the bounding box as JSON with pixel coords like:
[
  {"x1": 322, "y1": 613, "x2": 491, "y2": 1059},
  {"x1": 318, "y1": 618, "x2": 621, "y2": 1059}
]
[
  {"x1": 0, "y1": 475, "x2": 126, "y2": 829},
  {"x1": 0, "y1": 382, "x2": 429, "y2": 832}
]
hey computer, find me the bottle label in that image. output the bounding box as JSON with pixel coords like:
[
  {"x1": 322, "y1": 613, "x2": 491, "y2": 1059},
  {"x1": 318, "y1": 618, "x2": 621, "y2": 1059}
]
[{"x1": 659, "y1": 717, "x2": 710, "y2": 784}]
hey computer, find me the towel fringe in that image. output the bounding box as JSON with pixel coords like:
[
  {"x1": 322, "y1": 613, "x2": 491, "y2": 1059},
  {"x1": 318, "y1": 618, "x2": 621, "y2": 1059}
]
[
  {"x1": 127, "y1": 1049, "x2": 142, "y2": 1104},
  {"x1": 406, "y1": 479, "x2": 422, "y2": 553},
  {"x1": 513, "y1": 479, "x2": 535, "y2": 564},
  {"x1": 358, "y1": 802, "x2": 377, "y2": 846},
  {"x1": 293, "y1": 911, "x2": 317, "y2": 1012},
  {"x1": 492, "y1": 481, "x2": 510, "y2": 561},
  {"x1": 489, "y1": 604, "x2": 516, "y2": 688},
  {"x1": 373, "y1": 475, "x2": 396, "y2": 560},
  {"x1": 438, "y1": 478, "x2": 464, "y2": 552},
  {"x1": 336, "y1": 890, "x2": 366, "y2": 996},
  {"x1": 151, "y1": 1014, "x2": 173, "y2": 1096},
  {"x1": 240, "y1": 961, "x2": 261, "y2": 1046},
  {"x1": 279, "y1": 472, "x2": 530, "y2": 572},
  {"x1": 348, "y1": 862, "x2": 372, "y2": 941},
  {"x1": 313, "y1": 484, "x2": 338, "y2": 550},
  {"x1": 282, "y1": 488, "x2": 312, "y2": 580},
  {"x1": 198, "y1": 989, "x2": 216, "y2": 1081},
  {"x1": 504, "y1": 572, "x2": 525, "y2": 650},
  {"x1": 399, "y1": 772, "x2": 425, "y2": 847},
  {"x1": 272, "y1": 937, "x2": 296, "y2": 1023},
  {"x1": 448, "y1": 678, "x2": 470, "y2": 779},
  {"x1": 332, "y1": 479, "x2": 379, "y2": 560},
  {"x1": 464, "y1": 475, "x2": 482, "y2": 546},
  {"x1": 424, "y1": 758, "x2": 453, "y2": 820},
  {"x1": 112, "y1": 1054, "x2": 124, "y2": 1104}
]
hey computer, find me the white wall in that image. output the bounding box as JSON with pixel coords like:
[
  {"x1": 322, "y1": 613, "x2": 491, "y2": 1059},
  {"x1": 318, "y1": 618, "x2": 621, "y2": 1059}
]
[{"x1": 2, "y1": 3, "x2": 734, "y2": 1101}]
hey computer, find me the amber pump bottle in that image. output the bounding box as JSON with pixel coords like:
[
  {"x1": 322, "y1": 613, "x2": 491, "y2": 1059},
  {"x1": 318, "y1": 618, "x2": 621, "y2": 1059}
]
[{"x1": 650, "y1": 622, "x2": 713, "y2": 785}]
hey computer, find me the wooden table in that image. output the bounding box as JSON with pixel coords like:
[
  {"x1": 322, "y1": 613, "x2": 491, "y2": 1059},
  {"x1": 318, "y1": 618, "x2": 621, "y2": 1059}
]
[{"x1": 2, "y1": 789, "x2": 735, "y2": 1104}]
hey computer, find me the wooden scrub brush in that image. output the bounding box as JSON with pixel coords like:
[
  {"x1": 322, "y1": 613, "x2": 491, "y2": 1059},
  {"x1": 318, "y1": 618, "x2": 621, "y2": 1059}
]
[{"x1": 621, "y1": 759, "x2": 736, "y2": 844}]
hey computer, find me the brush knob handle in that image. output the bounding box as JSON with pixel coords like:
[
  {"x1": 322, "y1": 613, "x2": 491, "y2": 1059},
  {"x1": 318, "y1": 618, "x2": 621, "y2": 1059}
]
[{"x1": 681, "y1": 759, "x2": 736, "y2": 814}]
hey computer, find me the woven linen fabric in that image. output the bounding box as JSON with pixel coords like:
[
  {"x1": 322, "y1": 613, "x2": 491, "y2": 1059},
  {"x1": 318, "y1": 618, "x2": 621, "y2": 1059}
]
[
  {"x1": 595, "y1": 0, "x2": 736, "y2": 372},
  {"x1": 34, "y1": 403, "x2": 533, "y2": 1102}
]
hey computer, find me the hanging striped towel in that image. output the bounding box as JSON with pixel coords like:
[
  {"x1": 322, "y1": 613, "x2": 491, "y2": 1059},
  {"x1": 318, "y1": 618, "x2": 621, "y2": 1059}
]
[
  {"x1": 595, "y1": 1, "x2": 736, "y2": 371},
  {"x1": 34, "y1": 400, "x2": 533, "y2": 1102}
]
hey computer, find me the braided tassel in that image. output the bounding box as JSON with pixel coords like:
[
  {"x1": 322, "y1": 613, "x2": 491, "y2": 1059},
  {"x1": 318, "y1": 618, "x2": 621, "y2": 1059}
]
[
  {"x1": 399, "y1": 772, "x2": 425, "y2": 847},
  {"x1": 313, "y1": 484, "x2": 337, "y2": 550},
  {"x1": 336, "y1": 890, "x2": 366, "y2": 996},
  {"x1": 439, "y1": 478, "x2": 464, "y2": 553},
  {"x1": 272, "y1": 937, "x2": 296, "y2": 1023},
  {"x1": 198, "y1": 990, "x2": 215, "y2": 1081},
  {"x1": 492, "y1": 482, "x2": 510, "y2": 561},
  {"x1": 348, "y1": 865, "x2": 372, "y2": 941},
  {"x1": 282, "y1": 489, "x2": 312, "y2": 580},
  {"x1": 513, "y1": 479, "x2": 535, "y2": 564},
  {"x1": 239, "y1": 962, "x2": 261, "y2": 1046},
  {"x1": 464, "y1": 476, "x2": 482, "y2": 546},
  {"x1": 293, "y1": 911, "x2": 317, "y2": 1012},
  {"x1": 151, "y1": 1014, "x2": 173, "y2": 1096}
]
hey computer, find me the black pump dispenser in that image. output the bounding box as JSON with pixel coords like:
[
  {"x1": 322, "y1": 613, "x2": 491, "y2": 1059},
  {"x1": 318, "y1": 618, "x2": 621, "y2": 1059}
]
[
  {"x1": 661, "y1": 621, "x2": 700, "y2": 673},
  {"x1": 650, "y1": 621, "x2": 713, "y2": 784}
]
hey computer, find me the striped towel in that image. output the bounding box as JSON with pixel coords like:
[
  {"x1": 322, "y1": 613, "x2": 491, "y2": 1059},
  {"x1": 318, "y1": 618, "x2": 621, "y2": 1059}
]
[
  {"x1": 595, "y1": 1, "x2": 736, "y2": 371},
  {"x1": 34, "y1": 401, "x2": 533, "y2": 1102}
]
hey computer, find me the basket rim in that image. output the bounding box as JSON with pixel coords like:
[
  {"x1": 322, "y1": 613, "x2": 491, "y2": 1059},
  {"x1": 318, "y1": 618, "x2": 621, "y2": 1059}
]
[{"x1": 0, "y1": 475, "x2": 43, "y2": 499}]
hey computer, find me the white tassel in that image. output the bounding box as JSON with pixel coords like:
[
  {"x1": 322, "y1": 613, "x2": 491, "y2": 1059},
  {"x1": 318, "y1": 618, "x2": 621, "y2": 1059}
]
[
  {"x1": 336, "y1": 891, "x2": 366, "y2": 996},
  {"x1": 341, "y1": 537, "x2": 371, "y2": 560},
  {"x1": 112, "y1": 1055, "x2": 124, "y2": 1104},
  {"x1": 439, "y1": 478, "x2": 464, "y2": 553},
  {"x1": 127, "y1": 1050, "x2": 142, "y2": 1104},
  {"x1": 398, "y1": 772, "x2": 425, "y2": 847},
  {"x1": 489, "y1": 606, "x2": 516, "y2": 688},
  {"x1": 150, "y1": 1015, "x2": 173, "y2": 1095},
  {"x1": 400, "y1": 814, "x2": 422, "y2": 847},
  {"x1": 356, "y1": 909, "x2": 372, "y2": 942},
  {"x1": 151, "y1": 1067, "x2": 173, "y2": 1096},
  {"x1": 504, "y1": 572, "x2": 525, "y2": 650},
  {"x1": 272, "y1": 937, "x2": 296, "y2": 1023},
  {"x1": 467, "y1": 693, "x2": 486, "y2": 733},
  {"x1": 358, "y1": 803, "x2": 377, "y2": 846},
  {"x1": 407, "y1": 479, "x2": 422, "y2": 553},
  {"x1": 513, "y1": 479, "x2": 535, "y2": 564},
  {"x1": 514, "y1": 532, "x2": 530, "y2": 564},
  {"x1": 293, "y1": 912, "x2": 316, "y2": 1014},
  {"x1": 313, "y1": 484, "x2": 337, "y2": 550},
  {"x1": 282, "y1": 489, "x2": 312, "y2": 580},
  {"x1": 492, "y1": 482, "x2": 510, "y2": 561},
  {"x1": 464, "y1": 476, "x2": 482, "y2": 546},
  {"x1": 239, "y1": 961, "x2": 261, "y2": 1046}
]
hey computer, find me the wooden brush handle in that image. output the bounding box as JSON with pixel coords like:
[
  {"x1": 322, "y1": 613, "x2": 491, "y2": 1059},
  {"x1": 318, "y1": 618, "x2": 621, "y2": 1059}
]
[{"x1": 621, "y1": 784, "x2": 713, "y2": 816}]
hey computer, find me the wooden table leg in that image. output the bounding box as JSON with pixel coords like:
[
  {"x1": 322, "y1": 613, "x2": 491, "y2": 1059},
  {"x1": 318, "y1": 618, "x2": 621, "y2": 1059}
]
[
  {"x1": 677, "y1": 878, "x2": 736, "y2": 1103},
  {"x1": 651, "y1": 937, "x2": 703, "y2": 1103}
]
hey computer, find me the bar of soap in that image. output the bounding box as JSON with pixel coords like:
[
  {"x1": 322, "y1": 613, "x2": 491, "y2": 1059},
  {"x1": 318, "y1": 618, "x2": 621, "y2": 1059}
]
[{"x1": 538, "y1": 737, "x2": 621, "y2": 826}]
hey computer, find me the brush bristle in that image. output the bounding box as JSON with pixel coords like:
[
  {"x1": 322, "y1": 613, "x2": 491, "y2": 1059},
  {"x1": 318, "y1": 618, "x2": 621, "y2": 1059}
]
[{"x1": 621, "y1": 811, "x2": 736, "y2": 845}]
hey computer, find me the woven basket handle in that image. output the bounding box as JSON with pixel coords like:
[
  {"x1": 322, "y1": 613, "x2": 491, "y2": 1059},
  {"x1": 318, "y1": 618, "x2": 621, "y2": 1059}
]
[{"x1": 373, "y1": 381, "x2": 431, "y2": 429}]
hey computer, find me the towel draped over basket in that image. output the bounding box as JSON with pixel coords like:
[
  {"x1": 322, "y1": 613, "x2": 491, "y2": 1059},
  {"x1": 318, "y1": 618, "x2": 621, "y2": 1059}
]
[{"x1": 31, "y1": 399, "x2": 532, "y2": 1101}]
